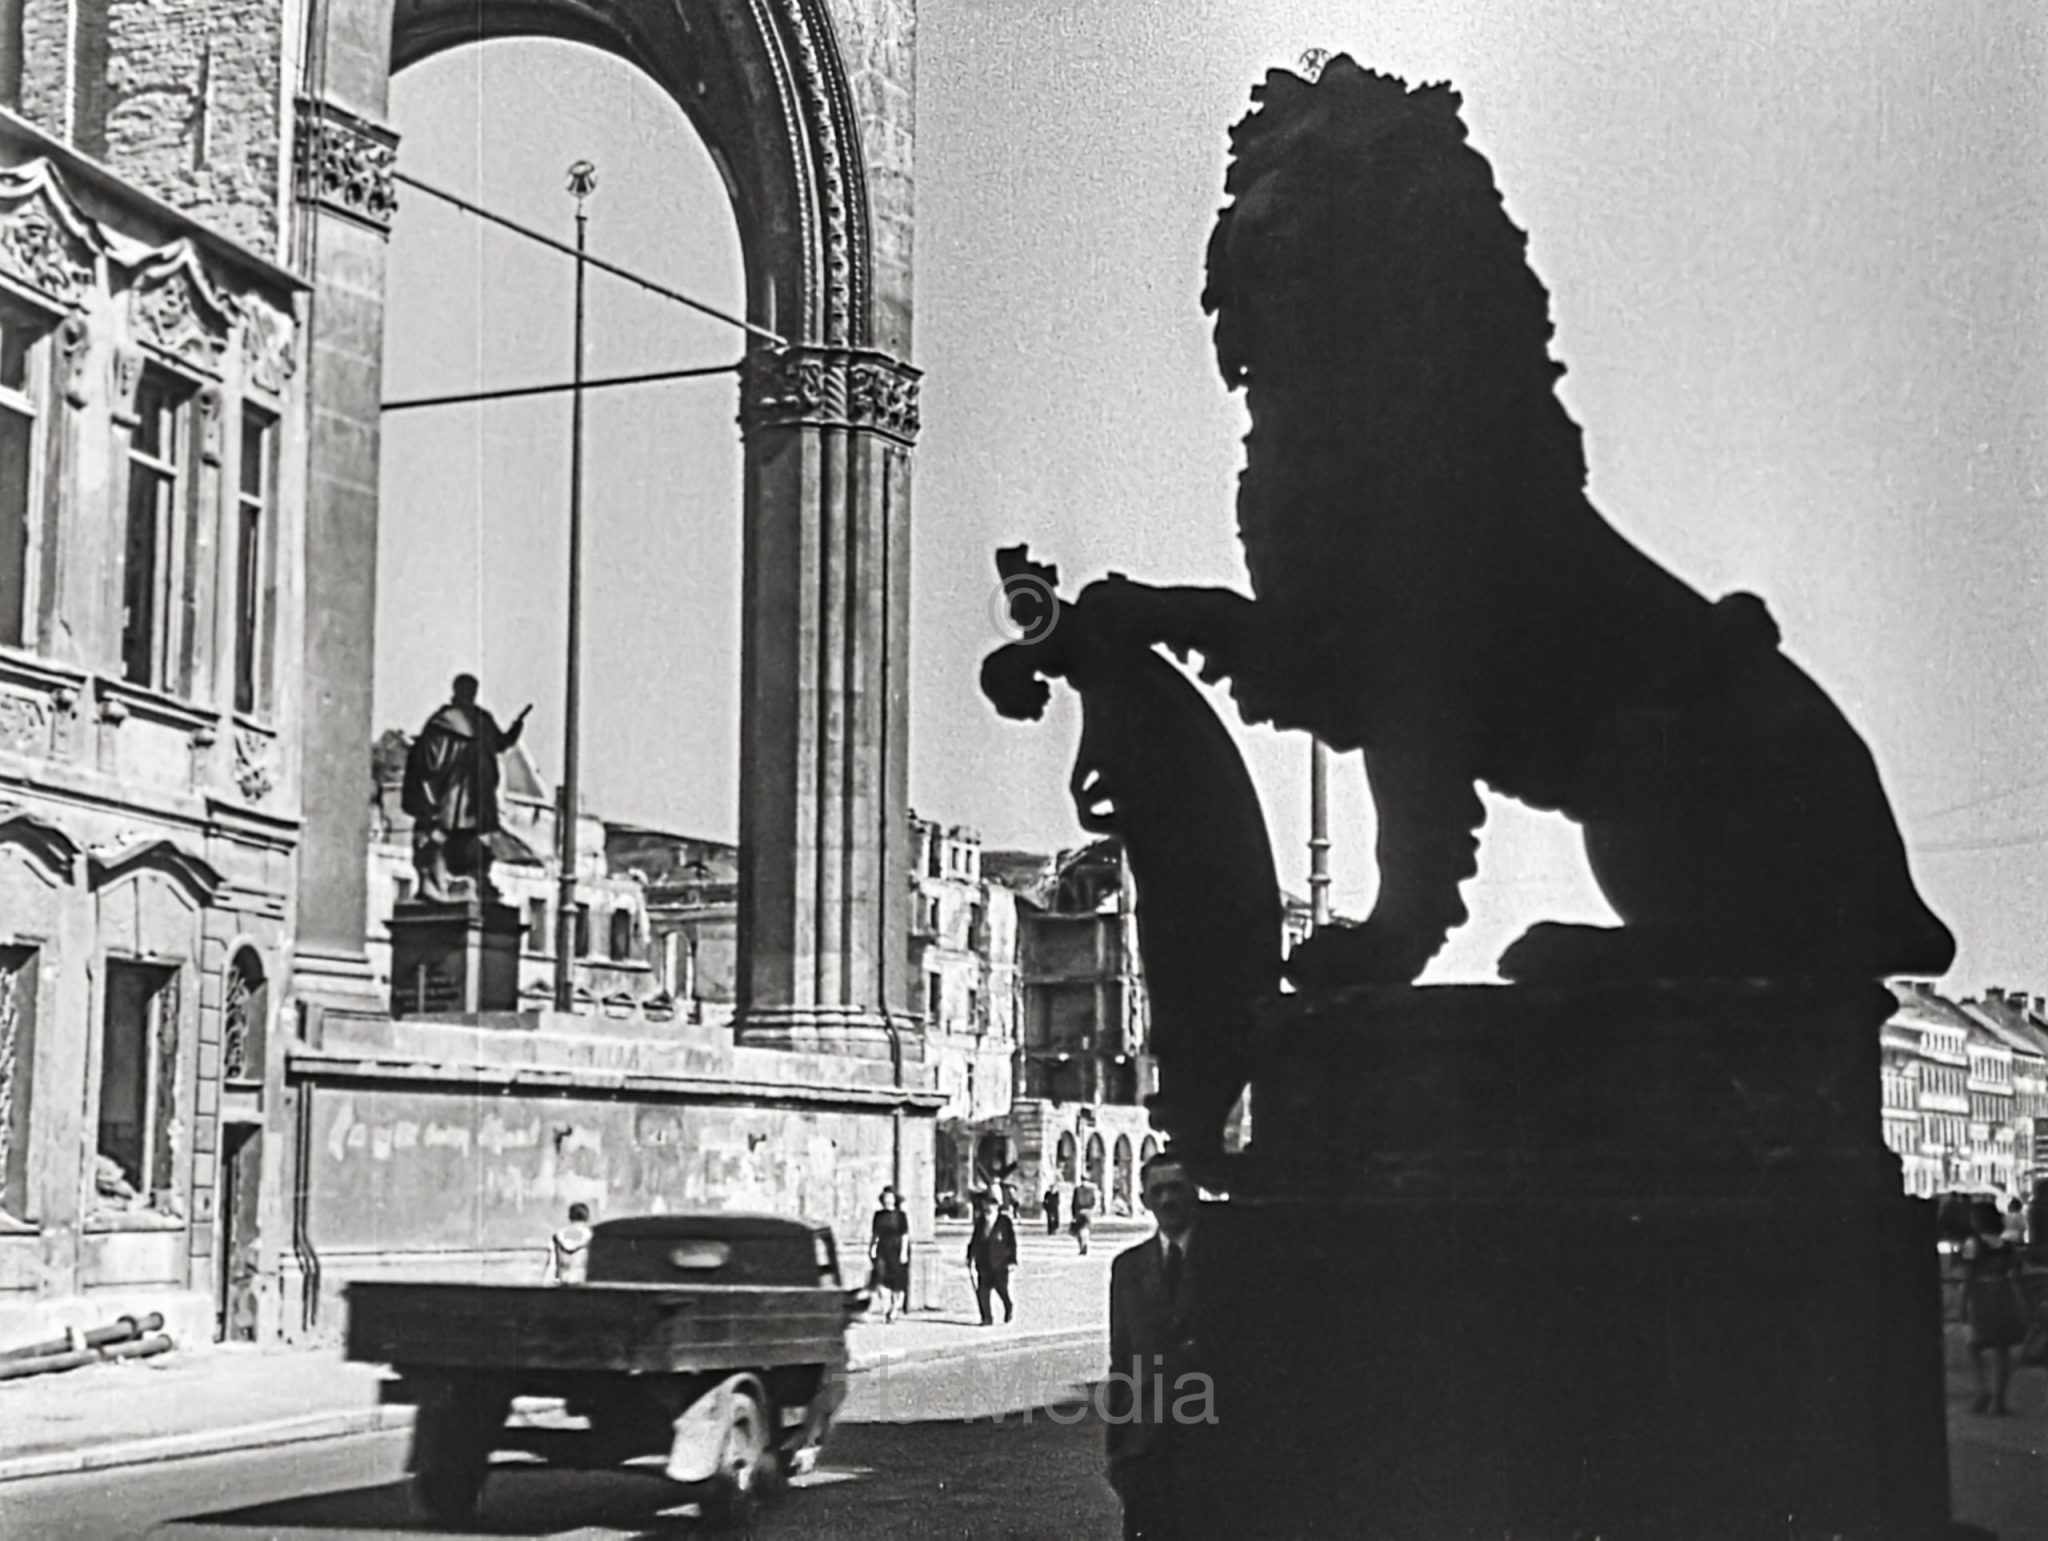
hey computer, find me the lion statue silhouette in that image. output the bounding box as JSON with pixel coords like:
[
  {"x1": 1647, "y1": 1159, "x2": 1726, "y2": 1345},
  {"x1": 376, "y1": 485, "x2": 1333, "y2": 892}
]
[{"x1": 1088, "y1": 55, "x2": 1953, "y2": 987}]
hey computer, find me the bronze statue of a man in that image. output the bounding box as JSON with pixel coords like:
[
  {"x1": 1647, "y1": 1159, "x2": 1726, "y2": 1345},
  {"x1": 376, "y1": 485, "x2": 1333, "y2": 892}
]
[{"x1": 401, "y1": 674, "x2": 531, "y2": 903}]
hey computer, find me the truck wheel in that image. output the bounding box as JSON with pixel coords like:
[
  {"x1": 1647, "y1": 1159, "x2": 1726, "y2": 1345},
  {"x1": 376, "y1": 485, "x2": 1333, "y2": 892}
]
[
  {"x1": 410, "y1": 1376, "x2": 510, "y2": 1525},
  {"x1": 699, "y1": 1389, "x2": 772, "y2": 1531}
]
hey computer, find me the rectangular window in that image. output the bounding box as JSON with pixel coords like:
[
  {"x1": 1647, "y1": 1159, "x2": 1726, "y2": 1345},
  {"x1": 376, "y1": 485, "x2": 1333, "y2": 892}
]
[
  {"x1": 0, "y1": 304, "x2": 48, "y2": 647},
  {"x1": 0, "y1": 946, "x2": 37, "y2": 1222},
  {"x1": 573, "y1": 903, "x2": 591, "y2": 958},
  {"x1": 96, "y1": 961, "x2": 180, "y2": 1213},
  {"x1": 926, "y1": 973, "x2": 943, "y2": 1026},
  {"x1": 232, "y1": 409, "x2": 275, "y2": 714},
  {"x1": 527, "y1": 898, "x2": 550, "y2": 953},
  {"x1": 121, "y1": 371, "x2": 194, "y2": 691}
]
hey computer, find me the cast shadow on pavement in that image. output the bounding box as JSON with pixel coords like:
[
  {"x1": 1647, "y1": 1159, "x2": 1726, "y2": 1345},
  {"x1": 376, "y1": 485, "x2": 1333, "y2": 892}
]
[{"x1": 147, "y1": 1397, "x2": 1117, "y2": 1539}]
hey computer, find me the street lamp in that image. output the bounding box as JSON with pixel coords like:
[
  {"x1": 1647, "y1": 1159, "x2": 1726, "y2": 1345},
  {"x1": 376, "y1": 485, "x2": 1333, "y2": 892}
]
[
  {"x1": 1309, "y1": 739, "x2": 1331, "y2": 929},
  {"x1": 554, "y1": 160, "x2": 597, "y2": 1012}
]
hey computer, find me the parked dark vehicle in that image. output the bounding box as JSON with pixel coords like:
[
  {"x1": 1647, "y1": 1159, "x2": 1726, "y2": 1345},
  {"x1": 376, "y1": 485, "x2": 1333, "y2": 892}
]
[{"x1": 345, "y1": 1212, "x2": 867, "y2": 1528}]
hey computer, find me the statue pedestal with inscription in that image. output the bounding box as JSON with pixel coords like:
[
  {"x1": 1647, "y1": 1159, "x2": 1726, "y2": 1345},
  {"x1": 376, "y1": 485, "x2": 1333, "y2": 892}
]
[
  {"x1": 1189, "y1": 980, "x2": 1954, "y2": 1541},
  {"x1": 387, "y1": 900, "x2": 524, "y2": 1017}
]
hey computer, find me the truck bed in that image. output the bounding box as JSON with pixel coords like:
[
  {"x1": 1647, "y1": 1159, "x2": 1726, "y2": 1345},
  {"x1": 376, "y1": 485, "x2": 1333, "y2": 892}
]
[{"x1": 344, "y1": 1281, "x2": 853, "y2": 1376}]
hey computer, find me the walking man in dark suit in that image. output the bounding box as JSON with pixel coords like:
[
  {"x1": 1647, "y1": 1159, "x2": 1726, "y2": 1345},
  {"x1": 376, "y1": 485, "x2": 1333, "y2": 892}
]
[
  {"x1": 968, "y1": 1193, "x2": 1019, "y2": 1324},
  {"x1": 1106, "y1": 1151, "x2": 1205, "y2": 1540}
]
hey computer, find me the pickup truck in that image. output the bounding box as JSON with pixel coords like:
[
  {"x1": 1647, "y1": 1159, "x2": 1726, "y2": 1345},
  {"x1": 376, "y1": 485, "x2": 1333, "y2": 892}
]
[{"x1": 344, "y1": 1211, "x2": 867, "y2": 1528}]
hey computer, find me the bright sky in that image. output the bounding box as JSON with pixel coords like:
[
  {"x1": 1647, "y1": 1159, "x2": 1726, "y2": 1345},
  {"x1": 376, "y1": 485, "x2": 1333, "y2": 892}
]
[{"x1": 377, "y1": 1, "x2": 2047, "y2": 992}]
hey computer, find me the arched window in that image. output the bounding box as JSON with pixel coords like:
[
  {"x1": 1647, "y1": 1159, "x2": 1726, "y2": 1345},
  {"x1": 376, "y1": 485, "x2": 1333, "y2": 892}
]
[
  {"x1": 608, "y1": 907, "x2": 634, "y2": 962},
  {"x1": 1112, "y1": 1134, "x2": 1133, "y2": 1213},
  {"x1": 1056, "y1": 1130, "x2": 1076, "y2": 1183},
  {"x1": 222, "y1": 949, "x2": 267, "y2": 1084},
  {"x1": 1085, "y1": 1132, "x2": 1107, "y2": 1191}
]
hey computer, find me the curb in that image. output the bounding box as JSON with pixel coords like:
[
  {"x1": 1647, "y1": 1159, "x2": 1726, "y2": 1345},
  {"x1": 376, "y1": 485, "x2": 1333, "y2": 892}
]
[
  {"x1": 849, "y1": 1322, "x2": 1100, "y2": 1374},
  {"x1": 0, "y1": 1403, "x2": 417, "y2": 1484},
  {"x1": 0, "y1": 1324, "x2": 1104, "y2": 1485}
]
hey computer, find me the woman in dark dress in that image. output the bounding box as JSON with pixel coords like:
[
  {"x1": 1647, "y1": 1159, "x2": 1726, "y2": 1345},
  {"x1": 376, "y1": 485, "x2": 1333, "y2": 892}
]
[
  {"x1": 868, "y1": 1187, "x2": 911, "y2": 1323},
  {"x1": 1963, "y1": 1200, "x2": 2028, "y2": 1415}
]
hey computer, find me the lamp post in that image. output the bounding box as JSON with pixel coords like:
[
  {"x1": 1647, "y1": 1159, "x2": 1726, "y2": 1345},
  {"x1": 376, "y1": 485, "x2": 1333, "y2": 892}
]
[
  {"x1": 554, "y1": 160, "x2": 597, "y2": 1012},
  {"x1": 1309, "y1": 739, "x2": 1331, "y2": 929}
]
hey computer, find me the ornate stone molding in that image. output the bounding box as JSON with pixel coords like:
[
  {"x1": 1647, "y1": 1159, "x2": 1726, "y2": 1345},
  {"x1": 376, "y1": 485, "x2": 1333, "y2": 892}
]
[
  {"x1": 740, "y1": 344, "x2": 920, "y2": 444},
  {"x1": 293, "y1": 97, "x2": 399, "y2": 234},
  {"x1": 196, "y1": 384, "x2": 224, "y2": 464},
  {"x1": 121, "y1": 240, "x2": 237, "y2": 378},
  {"x1": 56, "y1": 313, "x2": 91, "y2": 407},
  {"x1": 781, "y1": 0, "x2": 859, "y2": 344},
  {"x1": 238, "y1": 293, "x2": 296, "y2": 397},
  {"x1": 233, "y1": 728, "x2": 276, "y2": 803},
  {"x1": 0, "y1": 159, "x2": 104, "y2": 310},
  {"x1": 0, "y1": 690, "x2": 55, "y2": 759}
]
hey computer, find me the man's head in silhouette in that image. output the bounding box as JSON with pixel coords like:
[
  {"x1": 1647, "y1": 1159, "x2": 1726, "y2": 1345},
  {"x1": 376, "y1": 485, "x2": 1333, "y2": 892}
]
[{"x1": 452, "y1": 673, "x2": 479, "y2": 706}]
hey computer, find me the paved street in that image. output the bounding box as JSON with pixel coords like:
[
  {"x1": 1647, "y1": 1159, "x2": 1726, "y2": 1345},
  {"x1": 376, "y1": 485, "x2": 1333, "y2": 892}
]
[
  {"x1": 2, "y1": 1226, "x2": 2042, "y2": 1539},
  {"x1": 0, "y1": 1336, "x2": 1118, "y2": 1539}
]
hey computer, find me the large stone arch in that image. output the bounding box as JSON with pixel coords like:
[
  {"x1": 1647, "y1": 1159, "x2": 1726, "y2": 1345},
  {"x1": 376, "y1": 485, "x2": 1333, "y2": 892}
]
[
  {"x1": 289, "y1": 0, "x2": 918, "y2": 1053},
  {"x1": 390, "y1": 0, "x2": 881, "y2": 350}
]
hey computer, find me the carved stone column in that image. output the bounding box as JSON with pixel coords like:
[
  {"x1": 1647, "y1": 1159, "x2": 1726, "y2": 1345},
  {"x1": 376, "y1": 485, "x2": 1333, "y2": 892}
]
[
  {"x1": 287, "y1": 93, "x2": 398, "y2": 1003},
  {"x1": 735, "y1": 344, "x2": 920, "y2": 1058}
]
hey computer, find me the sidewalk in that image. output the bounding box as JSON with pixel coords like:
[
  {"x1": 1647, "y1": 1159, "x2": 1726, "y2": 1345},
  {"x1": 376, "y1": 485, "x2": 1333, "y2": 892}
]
[
  {"x1": 0, "y1": 1221, "x2": 1128, "y2": 1484},
  {"x1": 1945, "y1": 1323, "x2": 2048, "y2": 1541}
]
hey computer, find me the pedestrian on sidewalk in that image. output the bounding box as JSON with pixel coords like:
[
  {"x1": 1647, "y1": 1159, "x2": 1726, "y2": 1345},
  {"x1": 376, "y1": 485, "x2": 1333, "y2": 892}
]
[
  {"x1": 1044, "y1": 1181, "x2": 1063, "y2": 1236},
  {"x1": 1963, "y1": 1199, "x2": 2028, "y2": 1415},
  {"x1": 1071, "y1": 1179, "x2": 1097, "y2": 1255},
  {"x1": 1106, "y1": 1151, "x2": 1204, "y2": 1541},
  {"x1": 968, "y1": 1193, "x2": 1020, "y2": 1325},
  {"x1": 544, "y1": 1202, "x2": 593, "y2": 1285},
  {"x1": 869, "y1": 1187, "x2": 912, "y2": 1323}
]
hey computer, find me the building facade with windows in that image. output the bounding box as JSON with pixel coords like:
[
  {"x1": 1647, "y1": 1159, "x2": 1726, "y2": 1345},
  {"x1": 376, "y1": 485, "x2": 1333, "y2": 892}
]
[
  {"x1": 0, "y1": 117, "x2": 306, "y2": 1346},
  {"x1": 911, "y1": 816, "x2": 1022, "y2": 1203},
  {"x1": 605, "y1": 824, "x2": 741, "y2": 1024},
  {"x1": 1885, "y1": 980, "x2": 2048, "y2": 1200},
  {"x1": 977, "y1": 839, "x2": 1313, "y2": 1219},
  {"x1": 1960, "y1": 989, "x2": 2048, "y2": 1199}
]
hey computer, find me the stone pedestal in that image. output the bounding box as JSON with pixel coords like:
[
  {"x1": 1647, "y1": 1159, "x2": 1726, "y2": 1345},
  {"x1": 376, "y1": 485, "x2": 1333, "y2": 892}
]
[
  {"x1": 387, "y1": 901, "x2": 522, "y2": 1017},
  {"x1": 1188, "y1": 980, "x2": 1951, "y2": 1540}
]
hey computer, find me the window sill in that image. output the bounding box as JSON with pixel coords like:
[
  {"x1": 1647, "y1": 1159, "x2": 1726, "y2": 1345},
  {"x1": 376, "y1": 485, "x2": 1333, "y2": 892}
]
[
  {"x1": 95, "y1": 677, "x2": 216, "y2": 733},
  {"x1": 0, "y1": 1215, "x2": 38, "y2": 1236},
  {"x1": 83, "y1": 1211, "x2": 186, "y2": 1234}
]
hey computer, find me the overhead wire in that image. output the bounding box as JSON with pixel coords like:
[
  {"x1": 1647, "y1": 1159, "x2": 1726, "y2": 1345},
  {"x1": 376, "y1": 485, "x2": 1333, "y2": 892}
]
[{"x1": 393, "y1": 167, "x2": 785, "y2": 347}]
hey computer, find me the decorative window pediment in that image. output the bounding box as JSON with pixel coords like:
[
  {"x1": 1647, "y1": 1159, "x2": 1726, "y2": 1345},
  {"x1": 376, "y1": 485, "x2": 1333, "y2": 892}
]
[
  {"x1": 0, "y1": 160, "x2": 105, "y2": 310},
  {"x1": 0, "y1": 803, "x2": 80, "y2": 883},
  {"x1": 119, "y1": 241, "x2": 236, "y2": 378},
  {"x1": 88, "y1": 836, "x2": 223, "y2": 905}
]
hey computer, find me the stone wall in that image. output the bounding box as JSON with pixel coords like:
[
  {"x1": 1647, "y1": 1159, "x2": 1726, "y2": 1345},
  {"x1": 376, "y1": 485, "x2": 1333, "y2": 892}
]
[
  {"x1": 825, "y1": 0, "x2": 915, "y2": 353},
  {"x1": 13, "y1": 0, "x2": 283, "y2": 252},
  {"x1": 282, "y1": 1008, "x2": 945, "y2": 1335}
]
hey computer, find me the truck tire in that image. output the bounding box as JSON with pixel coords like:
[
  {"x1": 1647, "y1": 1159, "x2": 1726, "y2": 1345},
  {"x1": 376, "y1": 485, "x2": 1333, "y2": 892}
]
[
  {"x1": 409, "y1": 1374, "x2": 510, "y2": 1524},
  {"x1": 699, "y1": 1388, "x2": 774, "y2": 1531}
]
